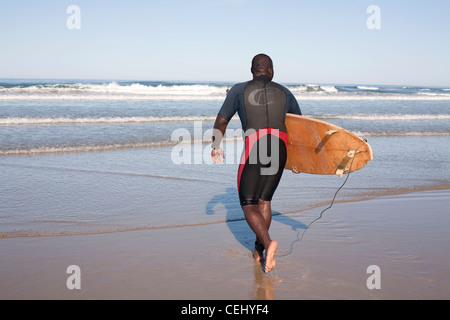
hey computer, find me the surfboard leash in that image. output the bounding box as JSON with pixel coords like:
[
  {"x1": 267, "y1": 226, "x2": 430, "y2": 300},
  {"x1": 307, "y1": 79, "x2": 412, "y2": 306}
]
[{"x1": 276, "y1": 140, "x2": 367, "y2": 258}]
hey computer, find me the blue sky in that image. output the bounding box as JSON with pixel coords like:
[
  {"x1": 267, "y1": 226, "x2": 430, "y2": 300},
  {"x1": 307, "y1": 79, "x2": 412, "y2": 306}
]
[{"x1": 1, "y1": 0, "x2": 449, "y2": 86}]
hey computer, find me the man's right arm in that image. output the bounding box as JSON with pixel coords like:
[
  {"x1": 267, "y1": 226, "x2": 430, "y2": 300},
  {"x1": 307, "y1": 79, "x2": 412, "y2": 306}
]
[
  {"x1": 212, "y1": 83, "x2": 243, "y2": 163},
  {"x1": 211, "y1": 115, "x2": 229, "y2": 149},
  {"x1": 211, "y1": 115, "x2": 229, "y2": 163}
]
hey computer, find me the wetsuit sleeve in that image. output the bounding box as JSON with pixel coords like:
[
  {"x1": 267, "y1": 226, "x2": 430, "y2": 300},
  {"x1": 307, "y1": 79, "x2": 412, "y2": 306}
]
[
  {"x1": 217, "y1": 85, "x2": 240, "y2": 121},
  {"x1": 285, "y1": 89, "x2": 302, "y2": 115}
]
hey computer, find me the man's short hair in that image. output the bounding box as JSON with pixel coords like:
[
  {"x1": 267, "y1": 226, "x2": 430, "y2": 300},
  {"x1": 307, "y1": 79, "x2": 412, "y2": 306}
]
[{"x1": 251, "y1": 54, "x2": 273, "y2": 74}]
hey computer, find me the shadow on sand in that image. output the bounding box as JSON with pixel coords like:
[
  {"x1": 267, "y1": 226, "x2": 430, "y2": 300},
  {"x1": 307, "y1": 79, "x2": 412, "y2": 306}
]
[{"x1": 205, "y1": 187, "x2": 307, "y2": 253}]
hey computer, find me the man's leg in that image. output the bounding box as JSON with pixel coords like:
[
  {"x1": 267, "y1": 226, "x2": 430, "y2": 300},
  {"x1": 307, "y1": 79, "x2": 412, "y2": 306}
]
[
  {"x1": 257, "y1": 200, "x2": 277, "y2": 273},
  {"x1": 243, "y1": 204, "x2": 278, "y2": 273},
  {"x1": 258, "y1": 199, "x2": 272, "y2": 231},
  {"x1": 254, "y1": 200, "x2": 273, "y2": 261}
]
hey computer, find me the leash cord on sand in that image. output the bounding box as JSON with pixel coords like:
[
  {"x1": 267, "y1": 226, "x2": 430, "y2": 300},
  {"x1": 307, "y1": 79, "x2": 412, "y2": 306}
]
[{"x1": 276, "y1": 141, "x2": 366, "y2": 258}]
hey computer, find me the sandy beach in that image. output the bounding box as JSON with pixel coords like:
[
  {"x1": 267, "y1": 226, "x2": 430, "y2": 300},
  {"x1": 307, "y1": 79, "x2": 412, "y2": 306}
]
[{"x1": 1, "y1": 188, "x2": 449, "y2": 300}]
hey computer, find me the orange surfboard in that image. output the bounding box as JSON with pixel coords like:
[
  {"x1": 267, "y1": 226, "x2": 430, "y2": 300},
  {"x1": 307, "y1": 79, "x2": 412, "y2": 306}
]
[{"x1": 284, "y1": 114, "x2": 373, "y2": 176}]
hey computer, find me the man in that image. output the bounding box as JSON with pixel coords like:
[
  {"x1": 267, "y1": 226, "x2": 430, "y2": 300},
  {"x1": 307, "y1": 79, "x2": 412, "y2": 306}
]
[{"x1": 211, "y1": 54, "x2": 302, "y2": 273}]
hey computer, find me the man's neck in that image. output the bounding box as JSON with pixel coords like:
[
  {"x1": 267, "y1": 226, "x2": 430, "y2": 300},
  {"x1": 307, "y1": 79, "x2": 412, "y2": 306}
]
[{"x1": 253, "y1": 74, "x2": 272, "y2": 82}]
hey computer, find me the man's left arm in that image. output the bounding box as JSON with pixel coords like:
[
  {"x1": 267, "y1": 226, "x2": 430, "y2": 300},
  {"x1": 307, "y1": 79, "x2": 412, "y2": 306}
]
[{"x1": 287, "y1": 93, "x2": 302, "y2": 116}]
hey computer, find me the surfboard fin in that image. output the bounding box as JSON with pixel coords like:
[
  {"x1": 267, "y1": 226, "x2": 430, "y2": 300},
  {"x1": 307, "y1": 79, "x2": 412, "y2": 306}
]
[
  {"x1": 336, "y1": 167, "x2": 350, "y2": 177},
  {"x1": 335, "y1": 150, "x2": 357, "y2": 177},
  {"x1": 326, "y1": 129, "x2": 338, "y2": 136}
]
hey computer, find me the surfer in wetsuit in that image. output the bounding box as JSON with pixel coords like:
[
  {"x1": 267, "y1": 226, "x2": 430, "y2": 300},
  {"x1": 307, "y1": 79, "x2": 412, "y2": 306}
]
[{"x1": 211, "y1": 54, "x2": 302, "y2": 273}]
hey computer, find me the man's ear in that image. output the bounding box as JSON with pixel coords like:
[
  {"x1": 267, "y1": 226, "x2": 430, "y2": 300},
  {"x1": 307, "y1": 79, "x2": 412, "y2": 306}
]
[{"x1": 268, "y1": 67, "x2": 274, "y2": 80}]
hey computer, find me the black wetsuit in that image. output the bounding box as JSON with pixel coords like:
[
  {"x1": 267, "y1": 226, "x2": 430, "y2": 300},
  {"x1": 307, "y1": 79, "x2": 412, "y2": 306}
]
[{"x1": 218, "y1": 75, "x2": 302, "y2": 206}]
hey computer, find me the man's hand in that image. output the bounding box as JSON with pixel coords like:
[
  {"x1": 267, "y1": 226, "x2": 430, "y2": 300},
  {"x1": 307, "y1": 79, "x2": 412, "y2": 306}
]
[
  {"x1": 211, "y1": 115, "x2": 229, "y2": 164},
  {"x1": 211, "y1": 147, "x2": 225, "y2": 163}
]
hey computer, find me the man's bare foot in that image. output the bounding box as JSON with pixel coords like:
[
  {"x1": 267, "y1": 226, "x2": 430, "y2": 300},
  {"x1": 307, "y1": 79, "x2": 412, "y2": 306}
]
[
  {"x1": 253, "y1": 242, "x2": 265, "y2": 262},
  {"x1": 264, "y1": 240, "x2": 278, "y2": 273}
]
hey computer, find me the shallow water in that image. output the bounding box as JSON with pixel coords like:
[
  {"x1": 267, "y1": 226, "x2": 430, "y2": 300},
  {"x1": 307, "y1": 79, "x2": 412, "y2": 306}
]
[
  {"x1": 0, "y1": 135, "x2": 448, "y2": 238},
  {"x1": 0, "y1": 80, "x2": 449, "y2": 237}
]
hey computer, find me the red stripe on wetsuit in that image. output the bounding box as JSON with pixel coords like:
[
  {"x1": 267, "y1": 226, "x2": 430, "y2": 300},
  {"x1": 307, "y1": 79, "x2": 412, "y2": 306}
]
[{"x1": 237, "y1": 128, "x2": 287, "y2": 192}]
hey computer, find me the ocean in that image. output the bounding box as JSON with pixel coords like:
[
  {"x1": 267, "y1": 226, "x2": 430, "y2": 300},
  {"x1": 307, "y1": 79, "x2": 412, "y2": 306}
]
[{"x1": 0, "y1": 79, "x2": 449, "y2": 238}]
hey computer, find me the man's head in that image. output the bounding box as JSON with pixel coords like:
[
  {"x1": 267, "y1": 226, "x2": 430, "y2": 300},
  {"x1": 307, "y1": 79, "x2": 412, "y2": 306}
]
[{"x1": 251, "y1": 54, "x2": 274, "y2": 80}]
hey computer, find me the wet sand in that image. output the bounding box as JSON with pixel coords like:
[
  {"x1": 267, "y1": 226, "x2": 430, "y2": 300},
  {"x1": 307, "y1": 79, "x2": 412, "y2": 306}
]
[{"x1": 1, "y1": 189, "x2": 449, "y2": 300}]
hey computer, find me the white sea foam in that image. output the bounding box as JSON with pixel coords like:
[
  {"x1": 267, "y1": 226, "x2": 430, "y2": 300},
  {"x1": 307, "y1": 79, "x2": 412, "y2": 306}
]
[
  {"x1": 417, "y1": 91, "x2": 450, "y2": 97},
  {"x1": 295, "y1": 95, "x2": 450, "y2": 101},
  {"x1": 320, "y1": 86, "x2": 339, "y2": 93},
  {"x1": 352, "y1": 131, "x2": 450, "y2": 137},
  {"x1": 357, "y1": 86, "x2": 379, "y2": 90},
  {"x1": 317, "y1": 114, "x2": 450, "y2": 121},
  {"x1": 0, "y1": 116, "x2": 223, "y2": 126},
  {"x1": 0, "y1": 94, "x2": 226, "y2": 101},
  {"x1": 0, "y1": 134, "x2": 244, "y2": 156},
  {"x1": 0, "y1": 82, "x2": 226, "y2": 96},
  {"x1": 0, "y1": 82, "x2": 229, "y2": 101},
  {"x1": 0, "y1": 141, "x2": 180, "y2": 155},
  {"x1": 2, "y1": 82, "x2": 450, "y2": 101},
  {"x1": 0, "y1": 113, "x2": 447, "y2": 127},
  {"x1": 3, "y1": 94, "x2": 450, "y2": 101},
  {"x1": 1, "y1": 130, "x2": 447, "y2": 156}
]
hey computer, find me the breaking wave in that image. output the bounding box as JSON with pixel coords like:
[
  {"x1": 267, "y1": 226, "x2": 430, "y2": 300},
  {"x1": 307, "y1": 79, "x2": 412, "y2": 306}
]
[
  {"x1": 0, "y1": 116, "x2": 221, "y2": 126},
  {"x1": 1, "y1": 113, "x2": 447, "y2": 127},
  {"x1": 1, "y1": 81, "x2": 450, "y2": 101}
]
